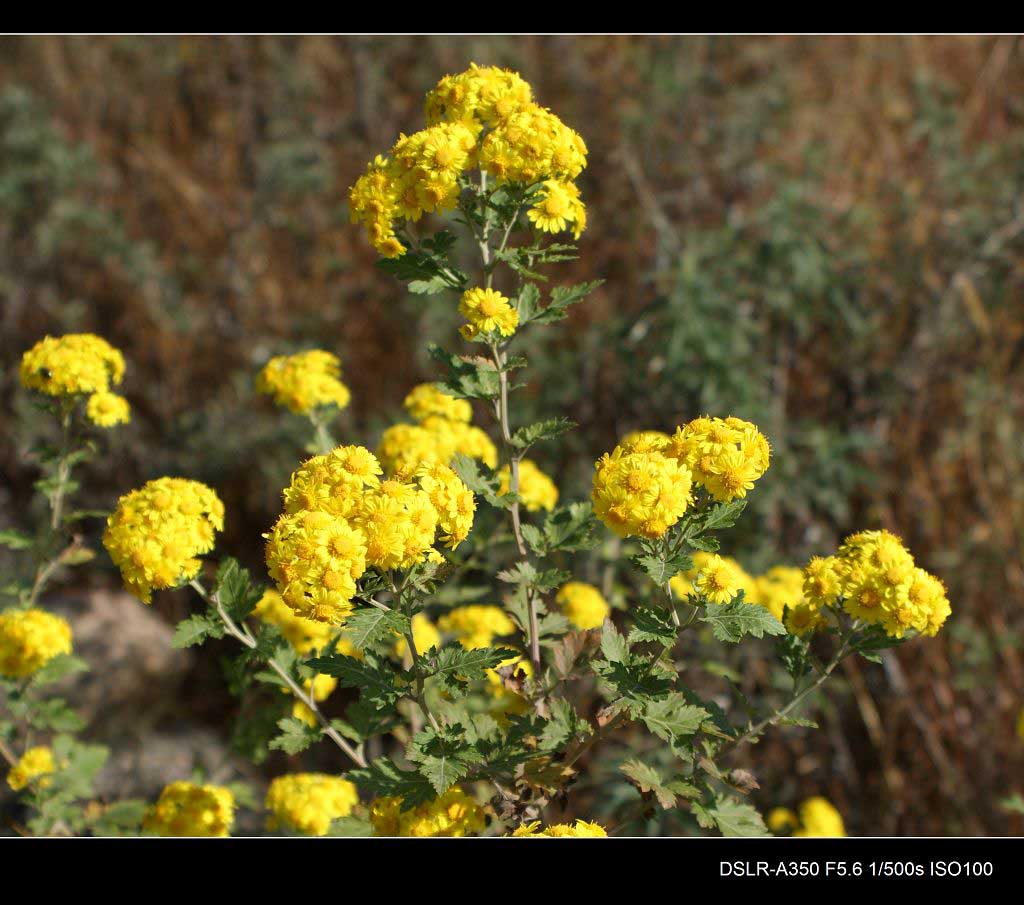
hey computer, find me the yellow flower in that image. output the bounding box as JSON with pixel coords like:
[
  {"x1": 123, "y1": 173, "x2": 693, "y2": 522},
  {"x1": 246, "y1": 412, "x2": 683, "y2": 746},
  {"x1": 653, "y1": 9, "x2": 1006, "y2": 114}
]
[
  {"x1": 438, "y1": 605, "x2": 516, "y2": 650},
  {"x1": 767, "y1": 807, "x2": 798, "y2": 833},
  {"x1": 527, "y1": 178, "x2": 586, "y2": 239},
  {"x1": 793, "y1": 797, "x2": 846, "y2": 837},
  {"x1": 665, "y1": 416, "x2": 771, "y2": 502},
  {"x1": 7, "y1": 746, "x2": 56, "y2": 791},
  {"x1": 403, "y1": 383, "x2": 472, "y2": 424},
  {"x1": 479, "y1": 103, "x2": 587, "y2": 185},
  {"x1": 266, "y1": 774, "x2": 359, "y2": 836},
  {"x1": 619, "y1": 430, "x2": 671, "y2": 454},
  {"x1": 143, "y1": 781, "x2": 235, "y2": 837},
  {"x1": 751, "y1": 565, "x2": 805, "y2": 621},
  {"x1": 512, "y1": 819, "x2": 607, "y2": 837},
  {"x1": 425, "y1": 64, "x2": 533, "y2": 128},
  {"x1": 256, "y1": 350, "x2": 351, "y2": 415},
  {"x1": 459, "y1": 287, "x2": 519, "y2": 340},
  {"x1": 19, "y1": 333, "x2": 125, "y2": 398},
  {"x1": 555, "y1": 582, "x2": 610, "y2": 630},
  {"x1": 592, "y1": 444, "x2": 692, "y2": 539},
  {"x1": 103, "y1": 478, "x2": 225, "y2": 603},
  {"x1": 85, "y1": 391, "x2": 131, "y2": 428},
  {"x1": 498, "y1": 459, "x2": 558, "y2": 512},
  {"x1": 0, "y1": 608, "x2": 73, "y2": 678},
  {"x1": 369, "y1": 788, "x2": 486, "y2": 837},
  {"x1": 693, "y1": 553, "x2": 746, "y2": 605}
]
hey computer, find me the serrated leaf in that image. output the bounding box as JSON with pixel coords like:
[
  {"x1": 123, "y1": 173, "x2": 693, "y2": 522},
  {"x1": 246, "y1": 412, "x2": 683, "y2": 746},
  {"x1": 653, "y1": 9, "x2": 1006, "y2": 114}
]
[
  {"x1": 171, "y1": 613, "x2": 224, "y2": 649},
  {"x1": 509, "y1": 417, "x2": 575, "y2": 450},
  {"x1": 599, "y1": 621, "x2": 629, "y2": 664},
  {"x1": 537, "y1": 698, "x2": 592, "y2": 751},
  {"x1": 349, "y1": 757, "x2": 437, "y2": 810},
  {"x1": 344, "y1": 607, "x2": 409, "y2": 650},
  {"x1": 528, "y1": 279, "x2": 603, "y2": 324},
  {"x1": 705, "y1": 795, "x2": 769, "y2": 837},
  {"x1": 269, "y1": 717, "x2": 321, "y2": 755},
  {"x1": 306, "y1": 651, "x2": 401, "y2": 708},
  {"x1": 632, "y1": 547, "x2": 693, "y2": 585},
  {"x1": 701, "y1": 499, "x2": 748, "y2": 532},
  {"x1": 641, "y1": 694, "x2": 709, "y2": 745},
  {"x1": 700, "y1": 601, "x2": 786, "y2": 643},
  {"x1": 215, "y1": 558, "x2": 263, "y2": 621},
  {"x1": 620, "y1": 758, "x2": 676, "y2": 809},
  {"x1": 629, "y1": 606, "x2": 678, "y2": 647},
  {"x1": 420, "y1": 645, "x2": 511, "y2": 693},
  {"x1": 428, "y1": 344, "x2": 501, "y2": 400}
]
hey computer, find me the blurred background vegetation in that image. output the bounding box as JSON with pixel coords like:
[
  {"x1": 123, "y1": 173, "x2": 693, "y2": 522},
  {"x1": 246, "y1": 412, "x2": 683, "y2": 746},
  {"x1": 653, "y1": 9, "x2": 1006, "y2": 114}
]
[{"x1": 1, "y1": 35, "x2": 1023, "y2": 835}]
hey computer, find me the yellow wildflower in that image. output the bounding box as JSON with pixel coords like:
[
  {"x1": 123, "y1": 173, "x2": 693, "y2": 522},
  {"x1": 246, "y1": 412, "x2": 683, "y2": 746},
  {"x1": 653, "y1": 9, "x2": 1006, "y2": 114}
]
[
  {"x1": 0, "y1": 608, "x2": 73, "y2": 677},
  {"x1": 85, "y1": 391, "x2": 131, "y2": 428},
  {"x1": 256, "y1": 350, "x2": 351, "y2": 415},
  {"x1": 369, "y1": 788, "x2": 486, "y2": 837},
  {"x1": 555, "y1": 581, "x2": 610, "y2": 630},
  {"x1": 19, "y1": 333, "x2": 125, "y2": 398},
  {"x1": 499, "y1": 459, "x2": 559, "y2": 512},
  {"x1": 459, "y1": 287, "x2": 519, "y2": 340},
  {"x1": 143, "y1": 781, "x2": 235, "y2": 837},
  {"x1": 266, "y1": 774, "x2": 359, "y2": 837},
  {"x1": 7, "y1": 746, "x2": 56, "y2": 791}
]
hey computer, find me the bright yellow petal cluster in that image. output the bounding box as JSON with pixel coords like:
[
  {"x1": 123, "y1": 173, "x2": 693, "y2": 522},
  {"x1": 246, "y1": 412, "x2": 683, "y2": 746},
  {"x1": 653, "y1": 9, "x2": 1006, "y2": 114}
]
[
  {"x1": 369, "y1": 788, "x2": 486, "y2": 837},
  {"x1": 378, "y1": 385, "x2": 496, "y2": 477},
  {"x1": 672, "y1": 555, "x2": 807, "y2": 623},
  {"x1": 425, "y1": 63, "x2": 534, "y2": 128},
  {"x1": 619, "y1": 430, "x2": 672, "y2": 453},
  {"x1": 268, "y1": 446, "x2": 475, "y2": 624},
  {"x1": 348, "y1": 120, "x2": 477, "y2": 258},
  {"x1": 19, "y1": 333, "x2": 125, "y2": 398},
  {"x1": 143, "y1": 781, "x2": 235, "y2": 837},
  {"x1": 591, "y1": 444, "x2": 692, "y2": 538},
  {"x1": 512, "y1": 819, "x2": 607, "y2": 837},
  {"x1": 256, "y1": 350, "x2": 351, "y2": 415},
  {"x1": 770, "y1": 797, "x2": 846, "y2": 837},
  {"x1": 438, "y1": 604, "x2": 516, "y2": 650},
  {"x1": 479, "y1": 103, "x2": 587, "y2": 185},
  {"x1": 0, "y1": 608, "x2": 73, "y2": 678},
  {"x1": 403, "y1": 383, "x2": 472, "y2": 424},
  {"x1": 265, "y1": 773, "x2": 359, "y2": 836},
  {"x1": 693, "y1": 553, "x2": 748, "y2": 605},
  {"x1": 85, "y1": 391, "x2": 131, "y2": 428},
  {"x1": 459, "y1": 287, "x2": 519, "y2": 340},
  {"x1": 665, "y1": 416, "x2": 771, "y2": 502},
  {"x1": 527, "y1": 178, "x2": 587, "y2": 239},
  {"x1": 7, "y1": 746, "x2": 56, "y2": 791},
  {"x1": 800, "y1": 530, "x2": 951, "y2": 639},
  {"x1": 103, "y1": 478, "x2": 225, "y2": 603},
  {"x1": 498, "y1": 459, "x2": 559, "y2": 513},
  {"x1": 750, "y1": 565, "x2": 806, "y2": 622},
  {"x1": 350, "y1": 67, "x2": 587, "y2": 259},
  {"x1": 555, "y1": 581, "x2": 610, "y2": 630}
]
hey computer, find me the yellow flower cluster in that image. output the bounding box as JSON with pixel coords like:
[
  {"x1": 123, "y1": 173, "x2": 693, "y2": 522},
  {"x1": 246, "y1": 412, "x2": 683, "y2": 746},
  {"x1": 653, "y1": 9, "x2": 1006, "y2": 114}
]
[
  {"x1": 664, "y1": 416, "x2": 771, "y2": 502},
  {"x1": 7, "y1": 746, "x2": 55, "y2": 791},
  {"x1": 438, "y1": 605, "x2": 516, "y2": 650},
  {"x1": 256, "y1": 350, "x2": 352, "y2": 415},
  {"x1": 527, "y1": 178, "x2": 587, "y2": 240},
  {"x1": 369, "y1": 788, "x2": 486, "y2": 837},
  {"x1": 142, "y1": 781, "x2": 235, "y2": 837},
  {"x1": 459, "y1": 286, "x2": 519, "y2": 340},
  {"x1": 798, "y1": 530, "x2": 951, "y2": 639},
  {"x1": 266, "y1": 446, "x2": 475, "y2": 624},
  {"x1": 591, "y1": 444, "x2": 693, "y2": 539},
  {"x1": 85, "y1": 390, "x2": 131, "y2": 428},
  {"x1": 555, "y1": 581, "x2": 610, "y2": 630},
  {"x1": 512, "y1": 819, "x2": 607, "y2": 837},
  {"x1": 349, "y1": 65, "x2": 587, "y2": 258},
  {"x1": 768, "y1": 797, "x2": 846, "y2": 837},
  {"x1": 254, "y1": 589, "x2": 335, "y2": 655},
  {"x1": 103, "y1": 478, "x2": 225, "y2": 603},
  {"x1": 265, "y1": 773, "x2": 359, "y2": 836},
  {"x1": 0, "y1": 608, "x2": 73, "y2": 678},
  {"x1": 498, "y1": 459, "x2": 559, "y2": 512},
  {"x1": 20, "y1": 334, "x2": 131, "y2": 428},
  {"x1": 378, "y1": 383, "x2": 497, "y2": 477},
  {"x1": 671, "y1": 555, "x2": 806, "y2": 621},
  {"x1": 425, "y1": 64, "x2": 533, "y2": 129}
]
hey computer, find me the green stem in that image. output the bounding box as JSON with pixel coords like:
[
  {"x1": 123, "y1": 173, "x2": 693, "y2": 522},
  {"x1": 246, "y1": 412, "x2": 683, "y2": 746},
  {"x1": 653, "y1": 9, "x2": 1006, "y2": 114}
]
[{"x1": 189, "y1": 580, "x2": 367, "y2": 768}]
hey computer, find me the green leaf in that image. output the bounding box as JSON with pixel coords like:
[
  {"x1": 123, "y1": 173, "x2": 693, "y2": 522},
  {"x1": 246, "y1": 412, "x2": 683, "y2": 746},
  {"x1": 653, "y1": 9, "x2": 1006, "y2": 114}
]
[
  {"x1": 428, "y1": 344, "x2": 500, "y2": 400},
  {"x1": 407, "y1": 725, "x2": 483, "y2": 796},
  {"x1": 171, "y1": 613, "x2": 225, "y2": 649},
  {"x1": 509, "y1": 417, "x2": 575, "y2": 450},
  {"x1": 344, "y1": 607, "x2": 409, "y2": 650},
  {"x1": 641, "y1": 694, "x2": 709, "y2": 745},
  {"x1": 703, "y1": 795, "x2": 769, "y2": 837},
  {"x1": 268, "y1": 717, "x2": 321, "y2": 755},
  {"x1": 700, "y1": 601, "x2": 786, "y2": 643},
  {"x1": 528, "y1": 279, "x2": 603, "y2": 324},
  {"x1": 631, "y1": 545, "x2": 693, "y2": 585},
  {"x1": 349, "y1": 757, "x2": 437, "y2": 810},
  {"x1": 620, "y1": 759, "x2": 676, "y2": 809},
  {"x1": 0, "y1": 529, "x2": 34, "y2": 550},
  {"x1": 701, "y1": 499, "x2": 748, "y2": 532},
  {"x1": 420, "y1": 645, "x2": 511, "y2": 693},
  {"x1": 599, "y1": 621, "x2": 629, "y2": 664},
  {"x1": 28, "y1": 654, "x2": 89, "y2": 688},
  {"x1": 215, "y1": 558, "x2": 263, "y2": 621},
  {"x1": 537, "y1": 698, "x2": 592, "y2": 751},
  {"x1": 307, "y1": 651, "x2": 401, "y2": 709},
  {"x1": 629, "y1": 606, "x2": 678, "y2": 647},
  {"x1": 450, "y1": 454, "x2": 512, "y2": 509}
]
